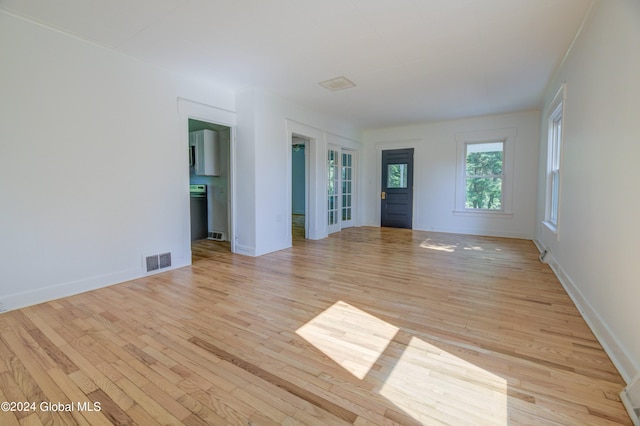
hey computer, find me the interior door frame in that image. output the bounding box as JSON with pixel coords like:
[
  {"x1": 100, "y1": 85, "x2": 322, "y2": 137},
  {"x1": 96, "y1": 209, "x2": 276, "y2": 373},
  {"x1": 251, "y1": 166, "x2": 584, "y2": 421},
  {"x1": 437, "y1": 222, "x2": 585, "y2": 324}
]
[
  {"x1": 286, "y1": 120, "x2": 322, "y2": 243},
  {"x1": 178, "y1": 97, "x2": 237, "y2": 257}
]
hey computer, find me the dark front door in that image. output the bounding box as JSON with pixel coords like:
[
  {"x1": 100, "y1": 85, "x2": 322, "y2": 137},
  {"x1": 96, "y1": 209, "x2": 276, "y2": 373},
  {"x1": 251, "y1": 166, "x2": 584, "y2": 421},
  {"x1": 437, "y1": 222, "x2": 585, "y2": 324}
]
[{"x1": 381, "y1": 148, "x2": 414, "y2": 228}]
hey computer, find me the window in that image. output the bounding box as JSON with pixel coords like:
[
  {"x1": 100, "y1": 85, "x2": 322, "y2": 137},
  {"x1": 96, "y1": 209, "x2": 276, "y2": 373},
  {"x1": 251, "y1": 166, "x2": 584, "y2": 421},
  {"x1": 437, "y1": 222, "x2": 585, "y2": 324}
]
[
  {"x1": 465, "y1": 142, "x2": 504, "y2": 210},
  {"x1": 455, "y1": 128, "x2": 516, "y2": 216},
  {"x1": 545, "y1": 85, "x2": 565, "y2": 233},
  {"x1": 387, "y1": 164, "x2": 408, "y2": 188}
]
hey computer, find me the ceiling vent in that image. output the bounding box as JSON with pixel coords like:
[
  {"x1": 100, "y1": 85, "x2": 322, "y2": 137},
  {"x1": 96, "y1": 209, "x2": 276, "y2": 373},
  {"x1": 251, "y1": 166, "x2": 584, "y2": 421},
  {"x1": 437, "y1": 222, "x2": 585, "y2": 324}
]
[{"x1": 319, "y1": 76, "x2": 356, "y2": 92}]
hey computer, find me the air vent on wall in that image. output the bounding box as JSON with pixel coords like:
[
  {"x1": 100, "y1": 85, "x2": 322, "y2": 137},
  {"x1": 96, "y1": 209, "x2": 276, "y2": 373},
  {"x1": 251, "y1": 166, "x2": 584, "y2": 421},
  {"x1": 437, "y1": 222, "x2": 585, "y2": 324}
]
[
  {"x1": 208, "y1": 231, "x2": 225, "y2": 241},
  {"x1": 145, "y1": 252, "x2": 172, "y2": 273}
]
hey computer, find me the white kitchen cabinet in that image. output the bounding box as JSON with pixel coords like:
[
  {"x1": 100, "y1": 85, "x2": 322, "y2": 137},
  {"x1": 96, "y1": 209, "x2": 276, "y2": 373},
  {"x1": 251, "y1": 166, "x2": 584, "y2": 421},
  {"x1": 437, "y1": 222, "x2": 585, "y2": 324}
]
[{"x1": 189, "y1": 129, "x2": 220, "y2": 176}]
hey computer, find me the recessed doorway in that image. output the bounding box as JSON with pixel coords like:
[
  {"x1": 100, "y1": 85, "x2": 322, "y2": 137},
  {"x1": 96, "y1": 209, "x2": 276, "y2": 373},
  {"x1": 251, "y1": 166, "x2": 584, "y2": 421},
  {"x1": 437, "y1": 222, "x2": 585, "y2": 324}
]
[{"x1": 188, "y1": 118, "x2": 232, "y2": 260}]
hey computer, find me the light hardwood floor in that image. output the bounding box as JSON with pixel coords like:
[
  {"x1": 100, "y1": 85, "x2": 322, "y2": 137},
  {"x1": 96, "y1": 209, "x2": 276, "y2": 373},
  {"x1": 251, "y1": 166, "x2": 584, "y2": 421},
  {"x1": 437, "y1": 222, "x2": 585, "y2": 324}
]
[{"x1": 0, "y1": 227, "x2": 631, "y2": 425}]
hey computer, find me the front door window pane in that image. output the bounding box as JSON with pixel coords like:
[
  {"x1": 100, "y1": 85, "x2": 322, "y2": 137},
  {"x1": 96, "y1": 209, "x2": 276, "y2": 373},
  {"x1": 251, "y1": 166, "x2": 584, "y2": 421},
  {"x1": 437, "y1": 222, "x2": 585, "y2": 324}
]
[{"x1": 387, "y1": 164, "x2": 408, "y2": 188}]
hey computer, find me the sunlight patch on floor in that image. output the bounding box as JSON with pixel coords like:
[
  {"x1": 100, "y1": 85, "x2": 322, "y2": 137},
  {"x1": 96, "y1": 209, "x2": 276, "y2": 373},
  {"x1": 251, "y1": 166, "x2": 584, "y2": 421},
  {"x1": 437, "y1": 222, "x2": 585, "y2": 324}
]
[
  {"x1": 298, "y1": 302, "x2": 508, "y2": 424},
  {"x1": 420, "y1": 239, "x2": 458, "y2": 252},
  {"x1": 463, "y1": 245, "x2": 485, "y2": 251},
  {"x1": 378, "y1": 336, "x2": 508, "y2": 425},
  {"x1": 296, "y1": 300, "x2": 398, "y2": 379}
]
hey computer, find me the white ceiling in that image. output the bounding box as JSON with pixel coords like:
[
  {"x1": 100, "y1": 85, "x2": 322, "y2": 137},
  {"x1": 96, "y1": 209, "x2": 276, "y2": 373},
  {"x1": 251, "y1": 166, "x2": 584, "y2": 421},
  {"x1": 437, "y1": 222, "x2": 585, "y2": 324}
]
[{"x1": 1, "y1": 0, "x2": 593, "y2": 128}]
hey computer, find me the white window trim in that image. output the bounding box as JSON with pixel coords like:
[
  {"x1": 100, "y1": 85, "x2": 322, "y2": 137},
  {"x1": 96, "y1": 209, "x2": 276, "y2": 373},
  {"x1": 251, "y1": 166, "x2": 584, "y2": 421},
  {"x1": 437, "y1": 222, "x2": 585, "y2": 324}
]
[
  {"x1": 454, "y1": 128, "x2": 516, "y2": 217},
  {"x1": 543, "y1": 84, "x2": 566, "y2": 235}
]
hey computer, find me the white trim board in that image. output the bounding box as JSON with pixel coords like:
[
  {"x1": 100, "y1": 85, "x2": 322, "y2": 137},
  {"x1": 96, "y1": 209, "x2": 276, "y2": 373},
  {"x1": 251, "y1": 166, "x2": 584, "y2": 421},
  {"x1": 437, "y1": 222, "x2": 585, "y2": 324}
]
[
  {"x1": 415, "y1": 225, "x2": 533, "y2": 240},
  {"x1": 178, "y1": 97, "x2": 238, "y2": 254},
  {"x1": 534, "y1": 240, "x2": 639, "y2": 384},
  {"x1": 1, "y1": 257, "x2": 190, "y2": 313}
]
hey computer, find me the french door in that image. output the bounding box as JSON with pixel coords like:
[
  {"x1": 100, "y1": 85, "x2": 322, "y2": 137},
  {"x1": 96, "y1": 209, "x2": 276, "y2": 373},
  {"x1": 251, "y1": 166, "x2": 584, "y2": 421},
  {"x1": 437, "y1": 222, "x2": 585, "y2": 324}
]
[
  {"x1": 328, "y1": 146, "x2": 355, "y2": 234},
  {"x1": 341, "y1": 150, "x2": 354, "y2": 228}
]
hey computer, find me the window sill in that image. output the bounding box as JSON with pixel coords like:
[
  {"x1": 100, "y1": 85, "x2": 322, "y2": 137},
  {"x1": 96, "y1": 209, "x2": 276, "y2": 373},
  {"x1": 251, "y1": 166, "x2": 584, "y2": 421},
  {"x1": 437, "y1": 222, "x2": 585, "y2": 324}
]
[
  {"x1": 542, "y1": 220, "x2": 558, "y2": 235},
  {"x1": 453, "y1": 210, "x2": 513, "y2": 219}
]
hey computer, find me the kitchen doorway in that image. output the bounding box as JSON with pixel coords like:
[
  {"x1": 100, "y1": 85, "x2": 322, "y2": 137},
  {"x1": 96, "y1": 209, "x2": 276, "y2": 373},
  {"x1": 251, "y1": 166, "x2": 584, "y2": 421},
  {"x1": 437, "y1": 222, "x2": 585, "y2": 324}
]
[{"x1": 188, "y1": 118, "x2": 232, "y2": 259}]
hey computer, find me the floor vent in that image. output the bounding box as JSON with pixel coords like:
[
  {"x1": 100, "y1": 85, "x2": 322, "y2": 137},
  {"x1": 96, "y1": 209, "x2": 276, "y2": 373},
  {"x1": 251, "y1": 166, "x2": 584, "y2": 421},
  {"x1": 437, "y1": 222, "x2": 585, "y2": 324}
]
[
  {"x1": 145, "y1": 252, "x2": 172, "y2": 273},
  {"x1": 621, "y1": 376, "x2": 640, "y2": 425},
  {"x1": 208, "y1": 231, "x2": 225, "y2": 241},
  {"x1": 159, "y1": 252, "x2": 172, "y2": 268}
]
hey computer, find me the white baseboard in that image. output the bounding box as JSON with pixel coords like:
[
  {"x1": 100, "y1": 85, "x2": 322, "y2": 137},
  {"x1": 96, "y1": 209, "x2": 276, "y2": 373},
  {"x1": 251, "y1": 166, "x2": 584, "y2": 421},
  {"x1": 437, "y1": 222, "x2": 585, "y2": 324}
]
[
  {"x1": 234, "y1": 244, "x2": 256, "y2": 257},
  {"x1": 415, "y1": 224, "x2": 533, "y2": 240},
  {"x1": 2, "y1": 257, "x2": 189, "y2": 313},
  {"x1": 533, "y1": 240, "x2": 638, "y2": 384}
]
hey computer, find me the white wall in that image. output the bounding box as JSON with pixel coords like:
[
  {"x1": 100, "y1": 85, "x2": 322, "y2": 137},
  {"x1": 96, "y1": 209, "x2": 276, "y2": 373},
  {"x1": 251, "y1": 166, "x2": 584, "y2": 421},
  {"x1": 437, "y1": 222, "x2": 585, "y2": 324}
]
[
  {"x1": 234, "y1": 90, "x2": 258, "y2": 255},
  {"x1": 363, "y1": 110, "x2": 540, "y2": 238},
  {"x1": 535, "y1": 0, "x2": 640, "y2": 383},
  {"x1": 0, "y1": 12, "x2": 234, "y2": 311},
  {"x1": 235, "y1": 89, "x2": 362, "y2": 256}
]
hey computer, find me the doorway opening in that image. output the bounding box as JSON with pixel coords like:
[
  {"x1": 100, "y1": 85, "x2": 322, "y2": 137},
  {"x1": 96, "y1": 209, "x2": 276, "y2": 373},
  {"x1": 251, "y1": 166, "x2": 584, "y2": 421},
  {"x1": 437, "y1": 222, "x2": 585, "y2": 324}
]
[
  {"x1": 188, "y1": 118, "x2": 232, "y2": 261},
  {"x1": 291, "y1": 136, "x2": 308, "y2": 243}
]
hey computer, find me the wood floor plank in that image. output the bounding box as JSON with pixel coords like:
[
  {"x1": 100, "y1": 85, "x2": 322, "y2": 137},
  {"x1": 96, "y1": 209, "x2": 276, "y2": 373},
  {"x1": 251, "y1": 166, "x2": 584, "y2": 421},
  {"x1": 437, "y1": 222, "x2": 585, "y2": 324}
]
[
  {"x1": 54, "y1": 343, "x2": 137, "y2": 414},
  {"x1": 188, "y1": 388, "x2": 250, "y2": 424},
  {"x1": 1, "y1": 331, "x2": 74, "y2": 426},
  {"x1": 189, "y1": 336, "x2": 358, "y2": 423},
  {"x1": 0, "y1": 407, "x2": 21, "y2": 426},
  {"x1": 115, "y1": 376, "x2": 183, "y2": 425},
  {"x1": 17, "y1": 413, "x2": 43, "y2": 426},
  {"x1": 0, "y1": 227, "x2": 632, "y2": 425},
  {"x1": 45, "y1": 367, "x2": 109, "y2": 426}
]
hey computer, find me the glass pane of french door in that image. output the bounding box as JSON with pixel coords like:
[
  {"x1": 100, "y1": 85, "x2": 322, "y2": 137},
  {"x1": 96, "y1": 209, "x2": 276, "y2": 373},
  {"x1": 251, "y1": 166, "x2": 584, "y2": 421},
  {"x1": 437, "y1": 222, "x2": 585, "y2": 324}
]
[
  {"x1": 328, "y1": 147, "x2": 340, "y2": 231},
  {"x1": 342, "y1": 151, "x2": 353, "y2": 225}
]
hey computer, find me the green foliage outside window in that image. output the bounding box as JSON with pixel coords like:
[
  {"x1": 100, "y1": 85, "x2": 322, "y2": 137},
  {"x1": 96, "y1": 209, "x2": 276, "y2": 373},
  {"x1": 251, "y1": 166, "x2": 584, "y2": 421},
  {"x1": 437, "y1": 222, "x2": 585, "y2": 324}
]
[
  {"x1": 387, "y1": 164, "x2": 407, "y2": 188},
  {"x1": 465, "y1": 146, "x2": 503, "y2": 210}
]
